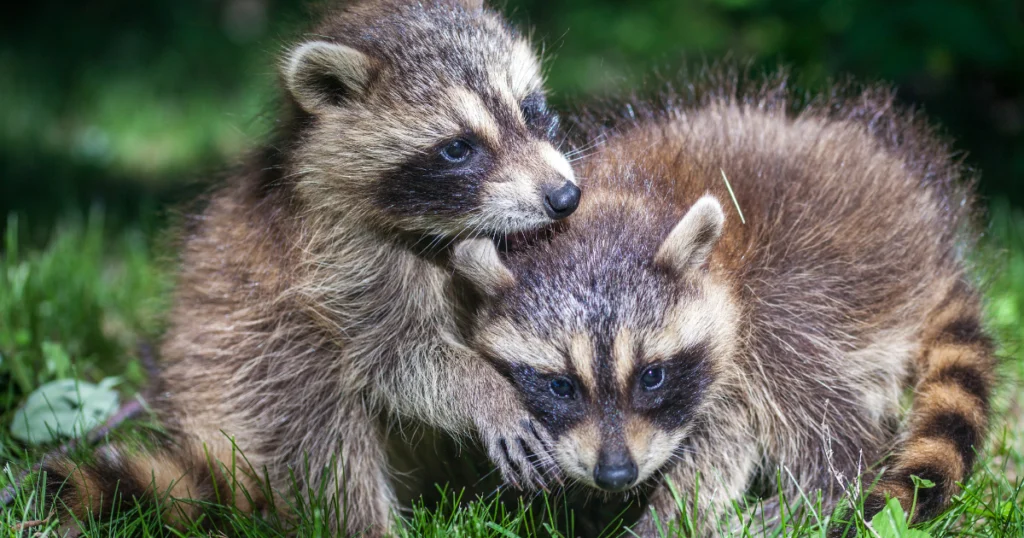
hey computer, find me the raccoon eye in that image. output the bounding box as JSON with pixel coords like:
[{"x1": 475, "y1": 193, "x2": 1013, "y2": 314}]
[
  {"x1": 639, "y1": 366, "x2": 665, "y2": 390},
  {"x1": 441, "y1": 139, "x2": 473, "y2": 163},
  {"x1": 549, "y1": 377, "x2": 576, "y2": 399}
]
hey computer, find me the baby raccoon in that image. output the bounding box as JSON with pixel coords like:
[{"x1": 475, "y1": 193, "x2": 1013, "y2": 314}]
[
  {"x1": 453, "y1": 79, "x2": 994, "y2": 535},
  {"x1": 40, "y1": 0, "x2": 575, "y2": 535}
]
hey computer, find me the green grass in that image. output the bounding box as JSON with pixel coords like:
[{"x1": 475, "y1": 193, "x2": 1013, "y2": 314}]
[{"x1": 1, "y1": 203, "x2": 1022, "y2": 537}]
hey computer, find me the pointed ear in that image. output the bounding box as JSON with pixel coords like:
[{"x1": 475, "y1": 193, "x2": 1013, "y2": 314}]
[
  {"x1": 282, "y1": 41, "x2": 374, "y2": 113},
  {"x1": 452, "y1": 239, "x2": 515, "y2": 297},
  {"x1": 655, "y1": 196, "x2": 725, "y2": 276}
]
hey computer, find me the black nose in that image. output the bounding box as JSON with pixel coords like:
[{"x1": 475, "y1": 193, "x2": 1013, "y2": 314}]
[
  {"x1": 593, "y1": 455, "x2": 638, "y2": 492},
  {"x1": 543, "y1": 181, "x2": 581, "y2": 220}
]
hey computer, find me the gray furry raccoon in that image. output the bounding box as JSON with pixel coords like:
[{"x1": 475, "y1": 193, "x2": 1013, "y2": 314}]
[
  {"x1": 452, "y1": 76, "x2": 995, "y2": 535},
  {"x1": 40, "y1": 0, "x2": 576, "y2": 535}
]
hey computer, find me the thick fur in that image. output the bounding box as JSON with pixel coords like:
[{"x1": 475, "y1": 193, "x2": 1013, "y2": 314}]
[
  {"x1": 456, "y1": 73, "x2": 994, "y2": 535},
  {"x1": 40, "y1": 0, "x2": 573, "y2": 535}
]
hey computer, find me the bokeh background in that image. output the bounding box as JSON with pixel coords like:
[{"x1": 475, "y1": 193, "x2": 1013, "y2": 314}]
[
  {"x1": 1, "y1": 0, "x2": 1022, "y2": 446},
  {"x1": 3, "y1": 0, "x2": 1022, "y2": 229}
]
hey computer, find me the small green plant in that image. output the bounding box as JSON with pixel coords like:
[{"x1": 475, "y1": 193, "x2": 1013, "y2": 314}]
[
  {"x1": 2, "y1": 204, "x2": 1022, "y2": 536},
  {"x1": 870, "y1": 497, "x2": 933, "y2": 538}
]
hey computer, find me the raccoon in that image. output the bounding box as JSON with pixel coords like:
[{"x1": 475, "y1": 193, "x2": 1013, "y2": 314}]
[
  {"x1": 39, "y1": 0, "x2": 575, "y2": 535},
  {"x1": 452, "y1": 78, "x2": 995, "y2": 535}
]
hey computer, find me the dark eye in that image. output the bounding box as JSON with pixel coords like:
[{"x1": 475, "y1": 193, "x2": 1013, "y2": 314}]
[
  {"x1": 639, "y1": 366, "x2": 664, "y2": 390},
  {"x1": 441, "y1": 139, "x2": 472, "y2": 163},
  {"x1": 549, "y1": 377, "x2": 575, "y2": 399}
]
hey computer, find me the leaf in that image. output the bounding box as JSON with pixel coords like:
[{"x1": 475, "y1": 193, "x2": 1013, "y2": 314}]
[
  {"x1": 9, "y1": 377, "x2": 120, "y2": 444},
  {"x1": 870, "y1": 497, "x2": 933, "y2": 538},
  {"x1": 910, "y1": 475, "x2": 936, "y2": 490}
]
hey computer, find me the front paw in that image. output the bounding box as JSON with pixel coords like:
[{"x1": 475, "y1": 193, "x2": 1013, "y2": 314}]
[{"x1": 478, "y1": 417, "x2": 559, "y2": 490}]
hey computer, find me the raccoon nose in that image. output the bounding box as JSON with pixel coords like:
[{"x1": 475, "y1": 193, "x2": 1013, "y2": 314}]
[
  {"x1": 593, "y1": 453, "x2": 638, "y2": 492},
  {"x1": 543, "y1": 181, "x2": 581, "y2": 220}
]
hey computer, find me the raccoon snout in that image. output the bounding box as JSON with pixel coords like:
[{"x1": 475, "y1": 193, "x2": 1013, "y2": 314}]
[
  {"x1": 543, "y1": 182, "x2": 581, "y2": 220},
  {"x1": 593, "y1": 450, "x2": 638, "y2": 492}
]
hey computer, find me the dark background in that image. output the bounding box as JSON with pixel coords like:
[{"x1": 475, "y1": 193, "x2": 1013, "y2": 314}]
[{"x1": 2, "y1": 0, "x2": 1022, "y2": 234}]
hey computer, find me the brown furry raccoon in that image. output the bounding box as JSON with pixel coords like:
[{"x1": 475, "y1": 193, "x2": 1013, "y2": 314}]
[
  {"x1": 40, "y1": 0, "x2": 575, "y2": 535},
  {"x1": 452, "y1": 77, "x2": 995, "y2": 535}
]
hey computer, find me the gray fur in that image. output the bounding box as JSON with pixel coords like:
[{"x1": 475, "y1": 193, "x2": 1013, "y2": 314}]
[
  {"x1": 458, "y1": 75, "x2": 995, "y2": 535},
  {"x1": 41, "y1": 0, "x2": 569, "y2": 535}
]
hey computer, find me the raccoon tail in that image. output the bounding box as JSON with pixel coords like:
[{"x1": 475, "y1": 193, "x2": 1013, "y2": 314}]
[
  {"x1": 41, "y1": 435, "x2": 265, "y2": 532},
  {"x1": 864, "y1": 280, "x2": 996, "y2": 522}
]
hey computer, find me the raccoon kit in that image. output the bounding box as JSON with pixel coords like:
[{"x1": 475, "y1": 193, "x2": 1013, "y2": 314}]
[
  {"x1": 41, "y1": 0, "x2": 576, "y2": 534},
  {"x1": 453, "y1": 81, "x2": 995, "y2": 535}
]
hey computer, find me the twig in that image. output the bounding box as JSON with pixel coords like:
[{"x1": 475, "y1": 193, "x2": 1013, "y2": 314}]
[{"x1": 720, "y1": 168, "x2": 746, "y2": 224}]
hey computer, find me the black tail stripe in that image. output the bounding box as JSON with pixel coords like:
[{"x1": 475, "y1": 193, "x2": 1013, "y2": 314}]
[
  {"x1": 892, "y1": 463, "x2": 950, "y2": 521},
  {"x1": 42, "y1": 463, "x2": 73, "y2": 507},
  {"x1": 915, "y1": 410, "x2": 980, "y2": 470},
  {"x1": 928, "y1": 365, "x2": 991, "y2": 409},
  {"x1": 88, "y1": 454, "x2": 151, "y2": 512},
  {"x1": 936, "y1": 315, "x2": 993, "y2": 349}
]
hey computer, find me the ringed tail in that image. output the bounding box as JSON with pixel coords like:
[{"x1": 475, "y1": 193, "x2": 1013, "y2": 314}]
[
  {"x1": 41, "y1": 437, "x2": 265, "y2": 530},
  {"x1": 864, "y1": 280, "x2": 996, "y2": 522}
]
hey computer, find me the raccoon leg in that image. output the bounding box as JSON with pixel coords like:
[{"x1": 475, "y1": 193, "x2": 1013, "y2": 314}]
[
  {"x1": 305, "y1": 398, "x2": 397, "y2": 537},
  {"x1": 863, "y1": 281, "x2": 995, "y2": 522},
  {"x1": 372, "y1": 341, "x2": 557, "y2": 490},
  {"x1": 633, "y1": 411, "x2": 759, "y2": 537}
]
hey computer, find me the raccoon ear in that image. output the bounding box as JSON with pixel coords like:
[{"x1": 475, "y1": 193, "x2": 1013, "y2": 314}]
[
  {"x1": 282, "y1": 41, "x2": 374, "y2": 113},
  {"x1": 655, "y1": 196, "x2": 725, "y2": 276},
  {"x1": 452, "y1": 239, "x2": 515, "y2": 297}
]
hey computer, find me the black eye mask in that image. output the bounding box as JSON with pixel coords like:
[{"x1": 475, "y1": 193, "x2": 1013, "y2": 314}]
[
  {"x1": 373, "y1": 135, "x2": 492, "y2": 219},
  {"x1": 630, "y1": 343, "x2": 713, "y2": 430},
  {"x1": 505, "y1": 364, "x2": 588, "y2": 436}
]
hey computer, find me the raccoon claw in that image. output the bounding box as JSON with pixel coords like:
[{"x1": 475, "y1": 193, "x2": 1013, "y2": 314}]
[{"x1": 480, "y1": 419, "x2": 558, "y2": 490}]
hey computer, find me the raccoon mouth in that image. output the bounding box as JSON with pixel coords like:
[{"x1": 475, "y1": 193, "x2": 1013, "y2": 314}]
[{"x1": 492, "y1": 222, "x2": 562, "y2": 253}]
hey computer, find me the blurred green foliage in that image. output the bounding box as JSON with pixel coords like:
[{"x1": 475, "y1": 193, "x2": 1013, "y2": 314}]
[
  {"x1": 508, "y1": 0, "x2": 1023, "y2": 205},
  {"x1": 0, "y1": 212, "x2": 167, "y2": 419},
  {"x1": 1, "y1": 0, "x2": 1022, "y2": 232},
  {"x1": 1, "y1": 3, "x2": 1023, "y2": 533}
]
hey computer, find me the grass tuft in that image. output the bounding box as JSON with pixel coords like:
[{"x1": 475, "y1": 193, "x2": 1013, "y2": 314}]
[{"x1": 1, "y1": 202, "x2": 1022, "y2": 536}]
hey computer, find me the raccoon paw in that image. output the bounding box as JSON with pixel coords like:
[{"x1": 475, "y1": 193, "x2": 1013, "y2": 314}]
[{"x1": 480, "y1": 418, "x2": 559, "y2": 491}]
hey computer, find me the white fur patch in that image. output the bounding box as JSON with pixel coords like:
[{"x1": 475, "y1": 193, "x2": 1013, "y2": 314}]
[
  {"x1": 449, "y1": 87, "x2": 501, "y2": 147},
  {"x1": 508, "y1": 39, "x2": 543, "y2": 98},
  {"x1": 475, "y1": 173, "x2": 550, "y2": 233},
  {"x1": 476, "y1": 319, "x2": 564, "y2": 372},
  {"x1": 451, "y1": 239, "x2": 515, "y2": 296},
  {"x1": 556, "y1": 420, "x2": 601, "y2": 487},
  {"x1": 541, "y1": 143, "x2": 576, "y2": 184},
  {"x1": 569, "y1": 333, "x2": 596, "y2": 392},
  {"x1": 613, "y1": 327, "x2": 636, "y2": 391}
]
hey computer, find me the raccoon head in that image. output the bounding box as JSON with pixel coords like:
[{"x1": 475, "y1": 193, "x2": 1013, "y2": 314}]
[
  {"x1": 453, "y1": 196, "x2": 739, "y2": 493},
  {"x1": 280, "y1": 0, "x2": 577, "y2": 241}
]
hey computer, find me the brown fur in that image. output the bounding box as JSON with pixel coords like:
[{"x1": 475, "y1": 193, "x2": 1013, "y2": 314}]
[
  {"x1": 454, "y1": 72, "x2": 994, "y2": 535},
  {"x1": 41, "y1": 0, "x2": 573, "y2": 535}
]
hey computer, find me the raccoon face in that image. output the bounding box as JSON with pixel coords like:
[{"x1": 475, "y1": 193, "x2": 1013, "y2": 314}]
[
  {"x1": 453, "y1": 196, "x2": 738, "y2": 492},
  {"x1": 281, "y1": 0, "x2": 577, "y2": 240}
]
